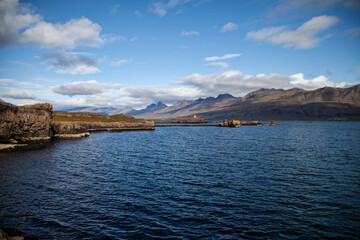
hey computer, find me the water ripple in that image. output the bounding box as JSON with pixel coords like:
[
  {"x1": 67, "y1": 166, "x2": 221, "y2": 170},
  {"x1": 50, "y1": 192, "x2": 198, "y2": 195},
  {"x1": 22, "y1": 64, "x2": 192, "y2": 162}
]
[{"x1": 1, "y1": 121, "x2": 360, "y2": 239}]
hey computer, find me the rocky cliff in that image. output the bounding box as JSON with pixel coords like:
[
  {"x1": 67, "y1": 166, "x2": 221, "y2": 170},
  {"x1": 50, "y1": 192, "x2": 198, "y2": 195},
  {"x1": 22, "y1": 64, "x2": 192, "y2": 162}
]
[
  {"x1": 0, "y1": 103, "x2": 52, "y2": 143},
  {"x1": 0, "y1": 102, "x2": 155, "y2": 150}
]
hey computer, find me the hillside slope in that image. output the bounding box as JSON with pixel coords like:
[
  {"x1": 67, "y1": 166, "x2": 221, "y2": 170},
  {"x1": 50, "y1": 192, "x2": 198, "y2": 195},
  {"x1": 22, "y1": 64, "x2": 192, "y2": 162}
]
[{"x1": 130, "y1": 85, "x2": 360, "y2": 120}]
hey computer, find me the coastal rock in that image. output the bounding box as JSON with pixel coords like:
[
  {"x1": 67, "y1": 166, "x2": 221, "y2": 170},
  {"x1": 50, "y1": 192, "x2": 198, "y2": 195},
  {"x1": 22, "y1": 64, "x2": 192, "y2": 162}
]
[
  {"x1": 53, "y1": 132, "x2": 90, "y2": 139},
  {"x1": 52, "y1": 121, "x2": 155, "y2": 135},
  {"x1": 51, "y1": 121, "x2": 86, "y2": 135},
  {"x1": 9, "y1": 237, "x2": 24, "y2": 240},
  {"x1": 0, "y1": 102, "x2": 155, "y2": 151},
  {"x1": 0, "y1": 103, "x2": 52, "y2": 143}
]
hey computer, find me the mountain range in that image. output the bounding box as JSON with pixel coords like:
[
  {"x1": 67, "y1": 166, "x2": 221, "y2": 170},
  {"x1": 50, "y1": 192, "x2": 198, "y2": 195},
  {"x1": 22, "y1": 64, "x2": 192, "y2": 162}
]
[
  {"x1": 128, "y1": 84, "x2": 360, "y2": 120},
  {"x1": 45, "y1": 84, "x2": 360, "y2": 120}
]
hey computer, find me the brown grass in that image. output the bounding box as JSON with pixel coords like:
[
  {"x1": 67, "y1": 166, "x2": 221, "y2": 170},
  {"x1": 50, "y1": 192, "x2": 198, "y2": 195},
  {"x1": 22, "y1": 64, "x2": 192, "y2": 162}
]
[{"x1": 53, "y1": 111, "x2": 143, "y2": 123}]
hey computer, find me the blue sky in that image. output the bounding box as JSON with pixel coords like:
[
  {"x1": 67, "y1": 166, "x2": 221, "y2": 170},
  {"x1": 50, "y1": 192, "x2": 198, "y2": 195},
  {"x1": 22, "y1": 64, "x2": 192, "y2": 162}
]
[{"x1": 0, "y1": 0, "x2": 359, "y2": 109}]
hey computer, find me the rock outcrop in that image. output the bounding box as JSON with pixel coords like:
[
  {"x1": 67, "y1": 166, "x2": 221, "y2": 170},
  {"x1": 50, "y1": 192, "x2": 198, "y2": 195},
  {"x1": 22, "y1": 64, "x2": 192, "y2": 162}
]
[
  {"x1": 51, "y1": 121, "x2": 154, "y2": 139},
  {"x1": 0, "y1": 103, "x2": 52, "y2": 143},
  {"x1": 0, "y1": 227, "x2": 25, "y2": 240},
  {"x1": 218, "y1": 120, "x2": 272, "y2": 127},
  {"x1": 0, "y1": 102, "x2": 155, "y2": 151}
]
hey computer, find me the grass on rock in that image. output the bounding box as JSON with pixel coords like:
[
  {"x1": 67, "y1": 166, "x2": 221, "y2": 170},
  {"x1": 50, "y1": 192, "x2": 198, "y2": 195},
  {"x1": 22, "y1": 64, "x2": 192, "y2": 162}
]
[{"x1": 53, "y1": 111, "x2": 143, "y2": 123}]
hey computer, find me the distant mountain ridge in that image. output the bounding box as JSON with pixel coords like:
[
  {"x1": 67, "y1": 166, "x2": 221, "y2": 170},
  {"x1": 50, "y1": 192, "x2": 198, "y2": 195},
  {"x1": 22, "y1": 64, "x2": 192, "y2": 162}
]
[
  {"x1": 129, "y1": 85, "x2": 360, "y2": 120},
  {"x1": 128, "y1": 102, "x2": 167, "y2": 116}
]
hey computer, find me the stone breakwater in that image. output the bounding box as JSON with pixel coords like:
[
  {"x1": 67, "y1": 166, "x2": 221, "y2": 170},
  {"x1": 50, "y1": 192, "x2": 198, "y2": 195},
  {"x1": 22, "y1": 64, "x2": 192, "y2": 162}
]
[{"x1": 0, "y1": 103, "x2": 155, "y2": 151}]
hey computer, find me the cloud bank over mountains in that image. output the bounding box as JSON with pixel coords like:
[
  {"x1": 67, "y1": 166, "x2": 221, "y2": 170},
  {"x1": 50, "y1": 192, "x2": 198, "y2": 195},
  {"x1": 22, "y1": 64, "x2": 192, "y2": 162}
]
[{"x1": 48, "y1": 71, "x2": 353, "y2": 108}]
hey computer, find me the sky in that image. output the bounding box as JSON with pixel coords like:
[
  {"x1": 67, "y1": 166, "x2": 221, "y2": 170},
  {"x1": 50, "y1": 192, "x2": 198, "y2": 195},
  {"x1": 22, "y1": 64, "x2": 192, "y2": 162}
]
[{"x1": 0, "y1": 0, "x2": 360, "y2": 110}]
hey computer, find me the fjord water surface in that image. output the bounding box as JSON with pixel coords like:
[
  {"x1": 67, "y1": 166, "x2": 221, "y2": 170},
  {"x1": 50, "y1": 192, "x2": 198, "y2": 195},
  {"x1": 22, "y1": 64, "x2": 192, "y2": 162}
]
[{"x1": 0, "y1": 121, "x2": 359, "y2": 239}]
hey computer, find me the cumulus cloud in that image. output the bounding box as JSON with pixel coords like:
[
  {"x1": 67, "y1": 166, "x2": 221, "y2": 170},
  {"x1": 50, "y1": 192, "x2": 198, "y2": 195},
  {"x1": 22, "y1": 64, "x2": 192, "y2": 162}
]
[
  {"x1": 22, "y1": 17, "x2": 103, "y2": 49},
  {"x1": 176, "y1": 70, "x2": 351, "y2": 97},
  {"x1": 246, "y1": 15, "x2": 339, "y2": 49},
  {"x1": 181, "y1": 30, "x2": 200, "y2": 36},
  {"x1": 52, "y1": 80, "x2": 122, "y2": 97},
  {"x1": 206, "y1": 62, "x2": 229, "y2": 68},
  {"x1": 43, "y1": 51, "x2": 101, "y2": 75},
  {"x1": 0, "y1": 0, "x2": 104, "y2": 48},
  {"x1": 0, "y1": 0, "x2": 41, "y2": 47},
  {"x1": 204, "y1": 53, "x2": 242, "y2": 62},
  {"x1": 0, "y1": 90, "x2": 37, "y2": 99},
  {"x1": 125, "y1": 86, "x2": 203, "y2": 103},
  {"x1": 220, "y1": 22, "x2": 239, "y2": 32}
]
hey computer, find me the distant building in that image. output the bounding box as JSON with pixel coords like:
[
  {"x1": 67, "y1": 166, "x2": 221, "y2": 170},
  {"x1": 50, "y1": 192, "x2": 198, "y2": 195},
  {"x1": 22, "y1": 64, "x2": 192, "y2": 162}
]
[{"x1": 193, "y1": 115, "x2": 197, "y2": 119}]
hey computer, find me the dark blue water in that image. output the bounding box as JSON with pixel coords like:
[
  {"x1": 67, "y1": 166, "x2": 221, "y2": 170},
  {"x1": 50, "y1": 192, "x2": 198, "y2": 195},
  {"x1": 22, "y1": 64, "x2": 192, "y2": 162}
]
[{"x1": 1, "y1": 122, "x2": 360, "y2": 239}]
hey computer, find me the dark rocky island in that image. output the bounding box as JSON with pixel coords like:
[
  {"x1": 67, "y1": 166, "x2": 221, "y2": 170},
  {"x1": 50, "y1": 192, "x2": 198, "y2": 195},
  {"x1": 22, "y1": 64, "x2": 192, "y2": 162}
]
[{"x1": 0, "y1": 102, "x2": 154, "y2": 152}]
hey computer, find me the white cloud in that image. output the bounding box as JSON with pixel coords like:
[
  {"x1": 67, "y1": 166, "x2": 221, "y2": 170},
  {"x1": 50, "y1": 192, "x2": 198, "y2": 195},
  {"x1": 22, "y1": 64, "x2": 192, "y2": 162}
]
[
  {"x1": 181, "y1": 30, "x2": 200, "y2": 36},
  {"x1": 0, "y1": 0, "x2": 104, "y2": 48},
  {"x1": 22, "y1": 17, "x2": 104, "y2": 49},
  {"x1": 206, "y1": 62, "x2": 229, "y2": 68},
  {"x1": 220, "y1": 22, "x2": 238, "y2": 32},
  {"x1": 52, "y1": 80, "x2": 122, "y2": 97},
  {"x1": 176, "y1": 70, "x2": 351, "y2": 97},
  {"x1": 246, "y1": 15, "x2": 339, "y2": 49},
  {"x1": 56, "y1": 65, "x2": 100, "y2": 75},
  {"x1": 43, "y1": 51, "x2": 101, "y2": 75},
  {"x1": 204, "y1": 53, "x2": 242, "y2": 62},
  {"x1": 0, "y1": 90, "x2": 37, "y2": 99},
  {"x1": 0, "y1": 0, "x2": 41, "y2": 47},
  {"x1": 125, "y1": 86, "x2": 203, "y2": 103},
  {"x1": 289, "y1": 73, "x2": 349, "y2": 88},
  {"x1": 151, "y1": 0, "x2": 190, "y2": 17},
  {"x1": 111, "y1": 58, "x2": 133, "y2": 67}
]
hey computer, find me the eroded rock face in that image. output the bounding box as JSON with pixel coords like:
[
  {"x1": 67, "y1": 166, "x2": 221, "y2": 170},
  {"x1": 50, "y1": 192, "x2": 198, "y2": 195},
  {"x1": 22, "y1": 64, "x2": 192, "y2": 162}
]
[
  {"x1": 0, "y1": 102, "x2": 155, "y2": 146},
  {"x1": 52, "y1": 121, "x2": 155, "y2": 135},
  {"x1": 0, "y1": 103, "x2": 52, "y2": 143}
]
